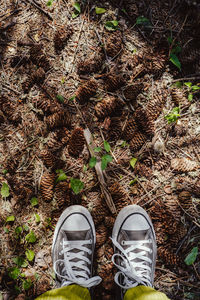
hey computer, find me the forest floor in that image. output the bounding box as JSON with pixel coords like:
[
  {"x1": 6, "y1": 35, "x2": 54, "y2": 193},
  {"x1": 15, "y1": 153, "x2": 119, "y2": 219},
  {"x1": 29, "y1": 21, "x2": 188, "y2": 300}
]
[{"x1": 0, "y1": 0, "x2": 200, "y2": 299}]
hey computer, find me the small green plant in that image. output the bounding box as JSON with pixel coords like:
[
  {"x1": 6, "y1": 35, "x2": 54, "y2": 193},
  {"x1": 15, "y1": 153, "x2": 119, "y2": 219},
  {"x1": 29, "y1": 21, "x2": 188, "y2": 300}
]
[
  {"x1": 184, "y1": 247, "x2": 198, "y2": 265},
  {"x1": 25, "y1": 231, "x2": 37, "y2": 243},
  {"x1": 30, "y1": 197, "x2": 38, "y2": 207},
  {"x1": 168, "y1": 36, "x2": 181, "y2": 70},
  {"x1": 184, "y1": 82, "x2": 200, "y2": 101},
  {"x1": 6, "y1": 215, "x2": 15, "y2": 223},
  {"x1": 56, "y1": 94, "x2": 64, "y2": 103},
  {"x1": 130, "y1": 157, "x2": 137, "y2": 169},
  {"x1": 136, "y1": 16, "x2": 151, "y2": 28},
  {"x1": 34, "y1": 213, "x2": 40, "y2": 223},
  {"x1": 165, "y1": 107, "x2": 180, "y2": 124},
  {"x1": 70, "y1": 178, "x2": 84, "y2": 194},
  {"x1": 88, "y1": 141, "x2": 113, "y2": 171},
  {"x1": 46, "y1": 0, "x2": 54, "y2": 7},
  {"x1": 56, "y1": 169, "x2": 67, "y2": 183},
  {"x1": 72, "y1": 2, "x2": 81, "y2": 19},
  {"x1": 105, "y1": 20, "x2": 118, "y2": 31},
  {"x1": 95, "y1": 7, "x2": 106, "y2": 14},
  {"x1": 25, "y1": 249, "x2": 35, "y2": 262},
  {"x1": 1, "y1": 182, "x2": 10, "y2": 198}
]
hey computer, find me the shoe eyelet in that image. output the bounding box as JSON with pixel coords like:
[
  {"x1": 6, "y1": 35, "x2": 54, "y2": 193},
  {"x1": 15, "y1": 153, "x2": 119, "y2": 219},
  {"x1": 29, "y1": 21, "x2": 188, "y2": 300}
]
[{"x1": 121, "y1": 240, "x2": 125, "y2": 245}]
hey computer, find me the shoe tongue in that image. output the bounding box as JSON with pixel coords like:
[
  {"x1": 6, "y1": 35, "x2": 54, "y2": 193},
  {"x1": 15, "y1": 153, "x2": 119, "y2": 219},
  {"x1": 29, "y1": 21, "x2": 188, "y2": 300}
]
[
  {"x1": 122, "y1": 229, "x2": 149, "y2": 241},
  {"x1": 61, "y1": 229, "x2": 89, "y2": 241}
]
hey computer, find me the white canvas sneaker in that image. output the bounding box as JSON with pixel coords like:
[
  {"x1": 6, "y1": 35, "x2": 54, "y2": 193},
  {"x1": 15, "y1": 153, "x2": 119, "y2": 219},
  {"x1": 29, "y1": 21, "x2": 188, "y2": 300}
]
[
  {"x1": 52, "y1": 205, "x2": 102, "y2": 288},
  {"x1": 111, "y1": 205, "x2": 157, "y2": 299}
]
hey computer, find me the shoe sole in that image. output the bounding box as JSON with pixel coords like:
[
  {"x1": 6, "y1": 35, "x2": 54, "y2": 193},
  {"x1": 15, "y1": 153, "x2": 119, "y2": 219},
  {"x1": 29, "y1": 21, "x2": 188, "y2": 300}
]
[{"x1": 52, "y1": 205, "x2": 96, "y2": 255}]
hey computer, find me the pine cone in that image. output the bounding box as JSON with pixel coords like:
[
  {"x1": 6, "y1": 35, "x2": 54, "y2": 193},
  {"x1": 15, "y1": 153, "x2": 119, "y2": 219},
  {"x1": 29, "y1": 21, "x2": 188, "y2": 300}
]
[
  {"x1": 154, "y1": 157, "x2": 169, "y2": 171},
  {"x1": 77, "y1": 51, "x2": 103, "y2": 75},
  {"x1": 129, "y1": 131, "x2": 147, "y2": 152},
  {"x1": 30, "y1": 44, "x2": 50, "y2": 72},
  {"x1": 81, "y1": 192, "x2": 109, "y2": 225},
  {"x1": 45, "y1": 111, "x2": 71, "y2": 129},
  {"x1": 109, "y1": 182, "x2": 131, "y2": 213},
  {"x1": 171, "y1": 158, "x2": 199, "y2": 172},
  {"x1": 46, "y1": 131, "x2": 63, "y2": 151},
  {"x1": 147, "y1": 54, "x2": 166, "y2": 75},
  {"x1": 1, "y1": 101, "x2": 21, "y2": 123},
  {"x1": 76, "y1": 79, "x2": 97, "y2": 104},
  {"x1": 105, "y1": 31, "x2": 122, "y2": 58},
  {"x1": 123, "y1": 83, "x2": 144, "y2": 101},
  {"x1": 163, "y1": 195, "x2": 181, "y2": 222},
  {"x1": 154, "y1": 222, "x2": 167, "y2": 245},
  {"x1": 96, "y1": 224, "x2": 108, "y2": 248},
  {"x1": 107, "y1": 117, "x2": 122, "y2": 141},
  {"x1": 68, "y1": 128, "x2": 85, "y2": 157},
  {"x1": 40, "y1": 172, "x2": 55, "y2": 202},
  {"x1": 95, "y1": 96, "x2": 120, "y2": 119},
  {"x1": 171, "y1": 88, "x2": 188, "y2": 107},
  {"x1": 157, "y1": 246, "x2": 179, "y2": 265},
  {"x1": 178, "y1": 191, "x2": 192, "y2": 210},
  {"x1": 34, "y1": 94, "x2": 61, "y2": 114},
  {"x1": 98, "y1": 262, "x2": 114, "y2": 290},
  {"x1": 135, "y1": 107, "x2": 155, "y2": 137},
  {"x1": 104, "y1": 72, "x2": 126, "y2": 92},
  {"x1": 54, "y1": 25, "x2": 73, "y2": 52},
  {"x1": 54, "y1": 181, "x2": 71, "y2": 208},
  {"x1": 134, "y1": 162, "x2": 152, "y2": 178},
  {"x1": 170, "y1": 223, "x2": 187, "y2": 244},
  {"x1": 104, "y1": 216, "x2": 115, "y2": 230},
  {"x1": 123, "y1": 118, "x2": 138, "y2": 141},
  {"x1": 97, "y1": 242, "x2": 113, "y2": 261},
  {"x1": 31, "y1": 67, "x2": 45, "y2": 84},
  {"x1": 146, "y1": 92, "x2": 165, "y2": 121},
  {"x1": 40, "y1": 149, "x2": 54, "y2": 168}
]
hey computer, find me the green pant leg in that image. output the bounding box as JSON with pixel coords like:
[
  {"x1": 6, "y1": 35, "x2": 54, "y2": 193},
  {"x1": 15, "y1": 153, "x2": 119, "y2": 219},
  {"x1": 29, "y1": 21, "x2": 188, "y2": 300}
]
[
  {"x1": 35, "y1": 284, "x2": 91, "y2": 300},
  {"x1": 124, "y1": 286, "x2": 170, "y2": 300}
]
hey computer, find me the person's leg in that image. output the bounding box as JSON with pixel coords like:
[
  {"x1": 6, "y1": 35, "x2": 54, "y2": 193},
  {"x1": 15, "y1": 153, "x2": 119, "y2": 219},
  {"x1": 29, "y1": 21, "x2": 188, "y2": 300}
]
[
  {"x1": 35, "y1": 205, "x2": 101, "y2": 299},
  {"x1": 124, "y1": 286, "x2": 170, "y2": 300},
  {"x1": 35, "y1": 284, "x2": 91, "y2": 300},
  {"x1": 111, "y1": 205, "x2": 169, "y2": 300}
]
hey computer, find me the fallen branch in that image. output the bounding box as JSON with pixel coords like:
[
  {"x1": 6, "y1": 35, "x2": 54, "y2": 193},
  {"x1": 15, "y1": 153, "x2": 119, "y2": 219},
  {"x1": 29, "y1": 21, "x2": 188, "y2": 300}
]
[
  {"x1": 84, "y1": 128, "x2": 117, "y2": 215},
  {"x1": 26, "y1": 0, "x2": 53, "y2": 21}
]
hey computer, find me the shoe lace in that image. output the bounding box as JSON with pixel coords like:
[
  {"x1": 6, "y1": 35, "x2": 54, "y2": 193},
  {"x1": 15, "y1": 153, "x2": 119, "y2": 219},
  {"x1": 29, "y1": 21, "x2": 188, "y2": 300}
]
[
  {"x1": 111, "y1": 238, "x2": 153, "y2": 289},
  {"x1": 53, "y1": 239, "x2": 102, "y2": 288}
]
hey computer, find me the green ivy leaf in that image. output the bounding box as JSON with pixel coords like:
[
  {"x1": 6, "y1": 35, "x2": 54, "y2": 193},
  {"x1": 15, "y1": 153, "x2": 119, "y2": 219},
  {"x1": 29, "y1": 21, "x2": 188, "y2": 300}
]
[
  {"x1": 15, "y1": 226, "x2": 22, "y2": 235},
  {"x1": 101, "y1": 154, "x2": 113, "y2": 170},
  {"x1": 1, "y1": 182, "x2": 10, "y2": 198},
  {"x1": 69, "y1": 95, "x2": 76, "y2": 101},
  {"x1": 22, "y1": 278, "x2": 32, "y2": 291},
  {"x1": 12, "y1": 256, "x2": 28, "y2": 268},
  {"x1": 8, "y1": 267, "x2": 21, "y2": 280},
  {"x1": 89, "y1": 157, "x2": 97, "y2": 168},
  {"x1": 184, "y1": 247, "x2": 198, "y2": 265},
  {"x1": 165, "y1": 107, "x2": 180, "y2": 124},
  {"x1": 136, "y1": 16, "x2": 151, "y2": 27},
  {"x1": 46, "y1": 0, "x2": 53, "y2": 7},
  {"x1": 105, "y1": 20, "x2": 118, "y2": 31},
  {"x1": 72, "y1": 12, "x2": 79, "y2": 19},
  {"x1": 73, "y1": 2, "x2": 81, "y2": 13},
  {"x1": 70, "y1": 178, "x2": 84, "y2": 195},
  {"x1": 25, "y1": 249, "x2": 35, "y2": 262},
  {"x1": 2, "y1": 169, "x2": 8, "y2": 175},
  {"x1": 56, "y1": 94, "x2": 64, "y2": 103},
  {"x1": 167, "y1": 36, "x2": 173, "y2": 44},
  {"x1": 129, "y1": 177, "x2": 138, "y2": 186},
  {"x1": 94, "y1": 146, "x2": 102, "y2": 152},
  {"x1": 104, "y1": 140, "x2": 111, "y2": 152},
  {"x1": 95, "y1": 7, "x2": 106, "y2": 14},
  {"x1": 184, "y1": 82, "x2": 192, "y2": 88},
  {"x1": 191, "y1": 85, "x2": 200, "y2": 91},
  {"x1": 171, "y1": 45, "x2": 181, "y2": 55},
  {"x1": 6, "y1": 215, "x2": 15, "y2": 222},
  {"x1": 4, "y1": 227, "x2": 9, "y2": 233},
  {"x1": 188, "y1": 93, "x2": 193, "y2": 101},
  {"x1": 34, "y1": 213, "x2": 40, "y2": 223},
  {"x1": 23, "y1": 224, "x2": 29, "y2": 232},
  {"x1": 25, "y1": 231, "x2": 37, "y2": 243},
  {"x1": 170, "y1": 53, "x2": 181, "y2": 70},
  {"x1": 56, "y1": 169, "x2": 67, "y2": 183},
  {"x1": 130, "y1": 158, "x2": 137, "y2": 169},
  {"x1": 30, "y1": 197, "x2": 38, "y2": 207}
]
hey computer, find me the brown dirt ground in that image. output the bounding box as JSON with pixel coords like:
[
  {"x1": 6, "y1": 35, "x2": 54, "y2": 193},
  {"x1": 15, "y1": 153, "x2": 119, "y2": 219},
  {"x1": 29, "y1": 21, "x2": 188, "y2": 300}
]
[{"x1": 0, "y1": 0, "x2": 200, "y2": 299}]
